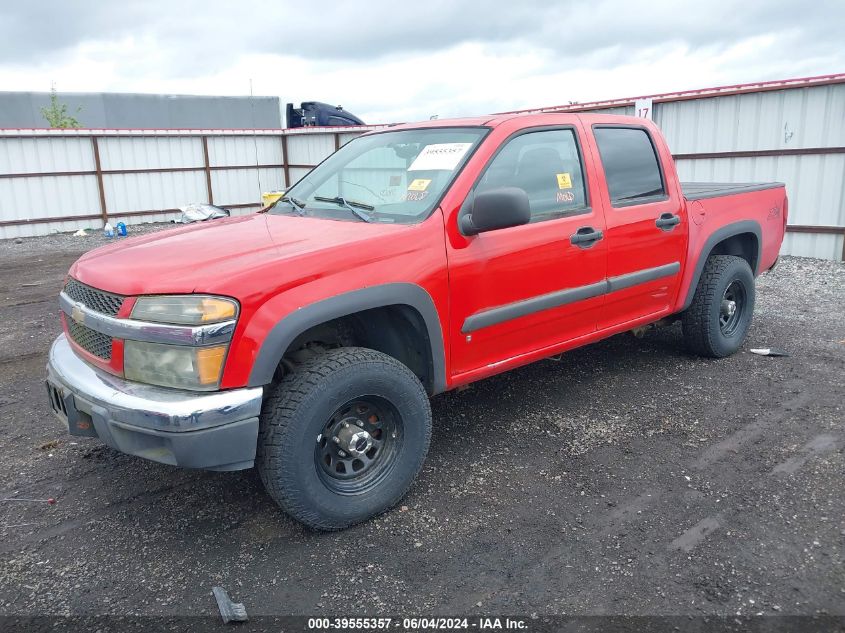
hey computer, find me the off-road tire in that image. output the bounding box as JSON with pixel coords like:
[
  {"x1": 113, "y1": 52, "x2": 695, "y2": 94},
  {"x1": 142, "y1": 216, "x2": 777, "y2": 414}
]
[
  {"x1": 257, "y1": 347, "x2": 431, "y2": 531},
  {"x1": 682, "y1": 255, "x2": 755, "y2": 358}
]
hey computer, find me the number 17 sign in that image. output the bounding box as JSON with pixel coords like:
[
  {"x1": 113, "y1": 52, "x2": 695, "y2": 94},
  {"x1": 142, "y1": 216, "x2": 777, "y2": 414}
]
[{"x1": 634, "y1": 97, "x2": 653, "y2": 120}]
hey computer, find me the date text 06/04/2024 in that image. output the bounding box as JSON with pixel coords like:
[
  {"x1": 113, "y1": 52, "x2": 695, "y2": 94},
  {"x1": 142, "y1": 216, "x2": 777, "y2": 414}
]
[{"x1": 306, "y1": 617, "x2": 529, "y2": 630}]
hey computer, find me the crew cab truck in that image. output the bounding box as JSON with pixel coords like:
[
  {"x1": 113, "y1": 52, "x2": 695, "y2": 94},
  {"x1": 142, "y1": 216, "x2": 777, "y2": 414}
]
[{"x1": 46, "y1": 113, "x2": 787, "y2": 530}]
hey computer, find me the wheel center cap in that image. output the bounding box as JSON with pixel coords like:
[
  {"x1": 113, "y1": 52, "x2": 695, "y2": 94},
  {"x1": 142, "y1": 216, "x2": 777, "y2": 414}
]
[
  {"x1": 334, "y1": 420, "x2": 373, "y2": 457},
  {"x1": 721, "y1": 299, "x2": 737, "y2": 317}
]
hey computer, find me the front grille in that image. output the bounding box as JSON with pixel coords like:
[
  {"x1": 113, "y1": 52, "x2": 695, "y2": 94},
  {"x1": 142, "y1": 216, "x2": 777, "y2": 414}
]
[
  {"x1": 67, "y1": 319, "x2": 113, "y2": 360},
  {"x1": 64, "y1": 279, "x2": 124, "y2": 317}
]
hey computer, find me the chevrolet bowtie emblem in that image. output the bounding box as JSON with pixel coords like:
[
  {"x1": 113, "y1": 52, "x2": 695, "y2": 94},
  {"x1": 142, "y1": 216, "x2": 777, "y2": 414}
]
[{"x1": 71, "y1": 303, "x2": 85, "y2": 325}]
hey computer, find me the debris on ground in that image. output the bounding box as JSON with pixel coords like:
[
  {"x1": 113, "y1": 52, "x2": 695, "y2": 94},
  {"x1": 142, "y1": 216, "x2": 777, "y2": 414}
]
[
  {"x1": 212, "y1": 586, "x2": 248, "y2": 623},
  {"x1": 72, "y1": 229, "x2": 88, "y2": 237},
  {"x1": 38, "y1": 439, "x2": 60, "y2": 451},
  {"x1": 178, "y1": 203, "x2": 231, "y2": 224},
  {"x1": 1, "y1": 497, "x2": 56, "y2": 505},
  {"x1": 749, "y1": 348, "x2": 791, "y2": 357}
]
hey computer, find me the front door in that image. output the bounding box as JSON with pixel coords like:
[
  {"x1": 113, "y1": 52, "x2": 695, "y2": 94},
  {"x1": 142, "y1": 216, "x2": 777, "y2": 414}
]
[{"x1": 446, "y1": 125, "x2": 608, "y2": 378}]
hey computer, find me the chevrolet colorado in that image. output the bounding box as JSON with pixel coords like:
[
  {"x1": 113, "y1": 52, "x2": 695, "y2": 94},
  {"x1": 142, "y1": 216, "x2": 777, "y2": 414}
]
[{"x1": 46, "y1": 113, "x2": 787, "y2": 530}]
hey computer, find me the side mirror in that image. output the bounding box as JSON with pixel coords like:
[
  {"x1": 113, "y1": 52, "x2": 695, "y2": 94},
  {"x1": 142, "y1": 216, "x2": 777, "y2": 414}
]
[{"x1": 460, "y1": 187, "x2": 531, "y2": 236}]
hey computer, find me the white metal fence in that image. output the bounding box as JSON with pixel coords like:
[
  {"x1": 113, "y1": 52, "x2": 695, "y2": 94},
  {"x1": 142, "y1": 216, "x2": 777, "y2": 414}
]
[
  {"x1": 1, "y1": 76, "x2": 844, "y2": 259},
  {"x1": 0, "y1": 126, "x2": 382, "y2": 240}
]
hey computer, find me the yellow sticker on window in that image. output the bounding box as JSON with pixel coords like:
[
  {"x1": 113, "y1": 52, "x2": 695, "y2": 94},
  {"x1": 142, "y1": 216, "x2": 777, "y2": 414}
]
[
  {"x1": 408, "y1": 179, "x2": 431, "y2": 192},
  {"x1": 556, "y1": 173, "x2": 573, "y2": 189}
]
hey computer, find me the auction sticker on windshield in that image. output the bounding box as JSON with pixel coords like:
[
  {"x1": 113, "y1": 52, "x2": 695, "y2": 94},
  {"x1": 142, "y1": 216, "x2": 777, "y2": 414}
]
[
  {"x1": 408, "y1": 179, "x2": 431, "y2": 191},
  {"x1": 408, "y1": 143, "x2": 473, "y2": 171}
]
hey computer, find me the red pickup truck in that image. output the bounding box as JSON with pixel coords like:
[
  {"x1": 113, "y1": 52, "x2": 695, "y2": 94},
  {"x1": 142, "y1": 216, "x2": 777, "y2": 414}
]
[{"x1": 46, "y1": 113, "x2": 787, "y2": 530}]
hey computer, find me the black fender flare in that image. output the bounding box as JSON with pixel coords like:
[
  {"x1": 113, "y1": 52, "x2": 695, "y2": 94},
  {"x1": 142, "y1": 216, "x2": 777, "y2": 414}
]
[
  {"x1": 680, "y1": 220, "x2": 762, "y2": 311},
  {"x1": 247, "y1": 283, "x2": 446, "y2": 393}
]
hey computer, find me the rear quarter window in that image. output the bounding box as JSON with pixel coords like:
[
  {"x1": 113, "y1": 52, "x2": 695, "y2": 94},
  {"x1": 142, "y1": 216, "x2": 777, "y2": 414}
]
[{"x1": 593, "y1": 127, "x2": 665, "y2": 206}]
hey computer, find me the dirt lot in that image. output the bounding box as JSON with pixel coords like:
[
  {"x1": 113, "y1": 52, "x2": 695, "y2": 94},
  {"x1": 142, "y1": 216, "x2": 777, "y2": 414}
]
[{"x1": 0, "y1": 226, "x2": 843, "y2": 620}]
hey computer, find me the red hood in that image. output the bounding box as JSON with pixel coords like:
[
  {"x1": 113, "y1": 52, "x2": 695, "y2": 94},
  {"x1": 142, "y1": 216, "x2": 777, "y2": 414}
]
[{"x1": 70, "y1": 213, "x2": 408, "y2": 296}]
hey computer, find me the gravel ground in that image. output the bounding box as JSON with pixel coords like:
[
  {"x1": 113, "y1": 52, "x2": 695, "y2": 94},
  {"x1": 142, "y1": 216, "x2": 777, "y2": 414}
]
[
  {"x1": 0, "y1": 223, "x2": 174, "y2": 257},
  {"x1": 0, "y1": 224, "x2": 843, "y2": 621}
]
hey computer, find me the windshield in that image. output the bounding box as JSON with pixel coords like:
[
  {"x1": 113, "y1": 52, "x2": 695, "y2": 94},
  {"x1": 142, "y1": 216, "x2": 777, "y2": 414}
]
[{"x1": 270, "y1": 127, "x2": 488, "y2": 224}]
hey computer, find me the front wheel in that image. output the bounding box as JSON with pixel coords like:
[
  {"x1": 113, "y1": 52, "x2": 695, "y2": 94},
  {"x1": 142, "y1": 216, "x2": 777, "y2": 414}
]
[
  {"x1": 257, "y1": 347, "x2": 432, "y2": 530},
  {"x1": 682, "y1": 255, "x2": 756, "y2": 358}
]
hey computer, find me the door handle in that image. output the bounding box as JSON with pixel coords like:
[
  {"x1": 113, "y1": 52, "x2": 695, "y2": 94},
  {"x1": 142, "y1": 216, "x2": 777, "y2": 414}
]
[
  {"x1": 656, "y1": 212, "x2": 681, "y2": 231},
  {"x1": 570, "y1": 226, "x2": 604, "y2": 248}
]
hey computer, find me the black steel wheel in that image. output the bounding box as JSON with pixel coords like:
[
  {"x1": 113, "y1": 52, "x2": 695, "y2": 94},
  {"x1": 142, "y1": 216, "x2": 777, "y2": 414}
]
[
  {"x1": 316, "y1": 397, "x2": 403, "y2": 494},
  {"x1": 257, "y1": 347, "x2": 431, "y2": 531},
  {"x1": 718, "y1": 280, "x2": 747, "y2": 336},
  {"x1": 682, "y1": 255, "x2": 755, "y2": 358}
]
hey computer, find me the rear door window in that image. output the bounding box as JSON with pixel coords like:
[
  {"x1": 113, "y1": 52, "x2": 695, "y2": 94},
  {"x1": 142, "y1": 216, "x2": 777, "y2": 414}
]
[{"x1": 593, "y1": 127, "x2": 665, "y2": 206}]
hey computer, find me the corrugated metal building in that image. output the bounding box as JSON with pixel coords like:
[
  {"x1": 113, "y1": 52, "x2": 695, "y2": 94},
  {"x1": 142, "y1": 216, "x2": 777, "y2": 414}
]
[
  {"x1": 1, "y1": 74, "x2": 843, "y2": 259},
  {"x1": 0, "y1": 91, "x2": 282, "y2": 129}
]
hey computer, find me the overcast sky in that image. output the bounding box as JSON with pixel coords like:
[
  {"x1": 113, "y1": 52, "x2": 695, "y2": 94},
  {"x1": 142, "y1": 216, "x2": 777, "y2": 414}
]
[{"x1": 0, "y1": 0, "x2": 842, "y2": 123}]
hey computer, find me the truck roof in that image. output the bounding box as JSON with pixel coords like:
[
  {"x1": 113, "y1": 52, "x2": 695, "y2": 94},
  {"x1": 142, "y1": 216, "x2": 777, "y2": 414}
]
[{"x1": 377, "y1": 111, "x2": 648, "y2": 133}]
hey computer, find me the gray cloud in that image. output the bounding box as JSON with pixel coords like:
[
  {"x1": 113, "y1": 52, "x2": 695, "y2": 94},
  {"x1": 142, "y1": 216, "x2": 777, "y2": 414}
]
[
  {"x1": 2, "y1": 0, "x2": 843, "y2": 124},
  {"x1": 3, "y1": 0, "x2": 842, "y2": 73}
]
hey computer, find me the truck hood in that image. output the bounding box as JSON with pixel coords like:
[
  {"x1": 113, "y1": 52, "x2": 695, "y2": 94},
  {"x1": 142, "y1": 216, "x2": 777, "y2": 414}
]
[{"x1": 69, "y1": 213, "x2": 408, "y2": 296}]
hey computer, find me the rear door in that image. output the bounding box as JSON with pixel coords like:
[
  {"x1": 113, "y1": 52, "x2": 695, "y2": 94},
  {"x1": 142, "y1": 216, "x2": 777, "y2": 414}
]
[
  {"x1": 588, "y1": 124, "x2": 688, "y2": 329},
  {"x1": 446, "y1": 123, "x2": 607, "y2": 378}
]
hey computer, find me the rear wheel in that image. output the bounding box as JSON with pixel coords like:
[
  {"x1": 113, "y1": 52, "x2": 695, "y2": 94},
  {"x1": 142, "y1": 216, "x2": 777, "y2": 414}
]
[
  {"x1": 682, "y1": 255, "x2": 755, "y2": 358},
  {"x1": 257, "y1": 347, "x2": 431, "y2": 530}
]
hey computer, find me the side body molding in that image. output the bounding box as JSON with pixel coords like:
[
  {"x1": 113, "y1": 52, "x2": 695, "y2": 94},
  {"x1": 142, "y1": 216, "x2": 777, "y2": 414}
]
[
  {"x1": 680, "y1": 219, "x2": 762, "y2": 311},
  {"x1": 248, "y1": 283, "x2": 447, "y2": 393},
  {"x1": 462, "y1": 262, "x2": 681, "y2": 334}
]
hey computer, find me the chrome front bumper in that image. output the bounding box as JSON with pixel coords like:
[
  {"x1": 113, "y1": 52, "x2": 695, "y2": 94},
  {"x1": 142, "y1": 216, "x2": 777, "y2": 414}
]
[{"x1": 46, "y1": 334, "x2": 263, "y2": 471}]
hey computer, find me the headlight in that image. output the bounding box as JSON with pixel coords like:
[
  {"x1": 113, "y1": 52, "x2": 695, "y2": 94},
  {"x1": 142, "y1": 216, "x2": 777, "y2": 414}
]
[
  {"x1": 125, "y1": 294, "x2": 238, "y2": 390},
  {"x1": 124, "y1": 340, "x2": 228, "y2": 391},
  {"x1": 131, "y1": 295, "x2": 237, "y2": 325}
]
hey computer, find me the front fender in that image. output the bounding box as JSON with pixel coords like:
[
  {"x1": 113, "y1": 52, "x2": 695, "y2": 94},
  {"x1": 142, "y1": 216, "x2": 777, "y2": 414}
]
[{"x1": 246, "y1": 283, "x2": 447, "y2": 393}]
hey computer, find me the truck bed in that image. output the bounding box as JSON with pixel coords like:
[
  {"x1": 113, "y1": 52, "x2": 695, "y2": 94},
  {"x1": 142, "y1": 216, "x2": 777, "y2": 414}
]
[{"x1": 682, "y1": 181, "x2": 784, "y2": 201}]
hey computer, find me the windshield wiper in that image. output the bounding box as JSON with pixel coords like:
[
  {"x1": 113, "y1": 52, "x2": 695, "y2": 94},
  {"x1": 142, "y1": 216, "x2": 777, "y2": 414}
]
[
  {"x1": 276, "y1": 196, "x2": 307, "y2": 216},
  {"x1": 313, "y1": 195, "x2": 374, "y2": 223}
]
